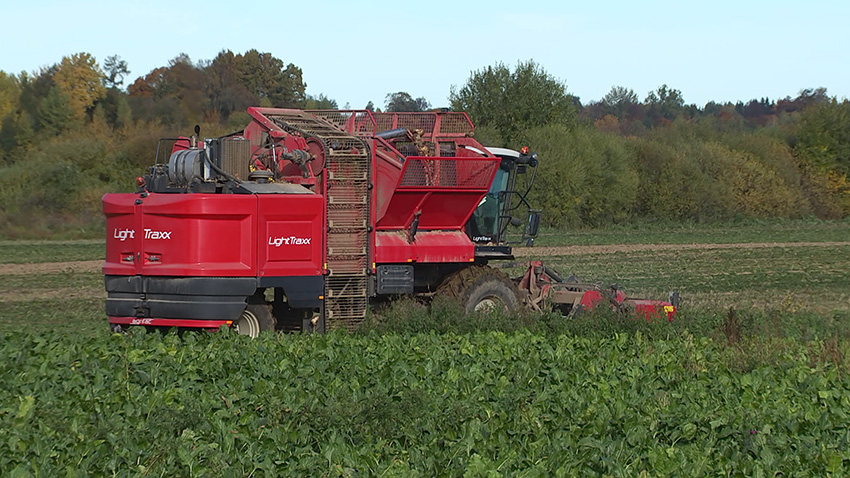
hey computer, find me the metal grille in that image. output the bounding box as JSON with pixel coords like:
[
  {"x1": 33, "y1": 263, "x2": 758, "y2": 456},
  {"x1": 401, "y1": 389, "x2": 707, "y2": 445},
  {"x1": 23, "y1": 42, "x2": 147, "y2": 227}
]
[
  {"x1": 399, "y1": 158, "x2": 496, "y2": 188},
  {"x1": 327, "y1": 208, "x2": 367, "y2": 229},
  {"x1": 438, "y1": 113, "x2": 475, "y2": 134},
  {"x1": 324, "y1": 276, "x2": 368, "y2": 331},
  {"x1": 219, "y1": 137, "x2": 251, "y2": 180},
  {"x1": 373, "y1": 112, "x2": 474, "y2": 136},
  {"x1": 308, "y1": 111, "x2": 376, "y2": 136}
]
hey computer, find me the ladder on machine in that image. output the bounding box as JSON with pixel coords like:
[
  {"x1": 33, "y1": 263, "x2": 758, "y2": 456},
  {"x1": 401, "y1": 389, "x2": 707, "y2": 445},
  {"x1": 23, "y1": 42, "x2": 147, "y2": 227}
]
[{"x1": 267, "y1": 111, "x2": 370, "y2": 331}]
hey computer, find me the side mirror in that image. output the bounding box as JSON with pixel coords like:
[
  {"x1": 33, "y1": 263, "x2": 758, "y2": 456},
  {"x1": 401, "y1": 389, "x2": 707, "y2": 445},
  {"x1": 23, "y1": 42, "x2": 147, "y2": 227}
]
[{"x1": 526, "y1": 210, "x2": 541, "y2": 238}]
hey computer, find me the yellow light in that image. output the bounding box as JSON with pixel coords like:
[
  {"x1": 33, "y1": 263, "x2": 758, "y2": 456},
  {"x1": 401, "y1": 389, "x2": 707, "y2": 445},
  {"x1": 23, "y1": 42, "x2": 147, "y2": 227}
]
[
  {"x1": 226, "y1": 321, "x2": 233, "y2": 325},
  {"x1": 318, "y1": 295, "x2": 324, "y2": 300},
  {"x1": 663, "y1": 305, "x2": 675, "y2": 314}
]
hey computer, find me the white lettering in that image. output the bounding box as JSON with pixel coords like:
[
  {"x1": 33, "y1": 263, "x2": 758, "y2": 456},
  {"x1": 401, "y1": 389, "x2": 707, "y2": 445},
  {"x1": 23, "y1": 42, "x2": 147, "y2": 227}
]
[
  {"x1": 268, "y1": 236, "x2": 311, "y2": 247},
  {"x1": 113, "y1": 228, "x2": 135, "y2": 241},
  {"x1": 144, "y1": 229, "x2": 172, "y2": 240},
  {"x1": 130, "y1": 318, "x2": 154, "y2": 325}
]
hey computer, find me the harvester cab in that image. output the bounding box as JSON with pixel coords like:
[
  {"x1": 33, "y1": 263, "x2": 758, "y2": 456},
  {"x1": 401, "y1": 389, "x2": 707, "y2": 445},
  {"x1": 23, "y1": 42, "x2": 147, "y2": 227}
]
[{"x1": 465, "y1": 146, "x2": 541, "y2": 248}]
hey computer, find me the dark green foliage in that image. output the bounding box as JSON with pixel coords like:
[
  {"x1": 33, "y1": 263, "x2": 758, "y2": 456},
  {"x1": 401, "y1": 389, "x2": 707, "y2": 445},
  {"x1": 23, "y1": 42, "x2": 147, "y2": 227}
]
[
  {"x1": 450, "y1": 60, "x2": 578, "y2": 144},
  {"x1": 523, "y1": 124, "x2": 637, "y2": 226},
  {"x1": 384, "y1": 91, "x2": 430, "y2": 112},
  {"x1": 37, "y1": 86, "x2": 74, "y2": 136},
  {"x1": 1, "y1": 327, "x2": 848, "y2": 476}
]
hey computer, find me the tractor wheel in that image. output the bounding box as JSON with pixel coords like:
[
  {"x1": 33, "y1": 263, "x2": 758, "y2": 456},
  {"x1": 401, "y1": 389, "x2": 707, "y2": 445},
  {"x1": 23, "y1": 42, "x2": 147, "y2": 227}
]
[
  {"x1": 234, "y1": 303, "x2": 275, "y2": 338},
  {"x1": 437, "y1": 265, "x2": 520, "y2": 314}
]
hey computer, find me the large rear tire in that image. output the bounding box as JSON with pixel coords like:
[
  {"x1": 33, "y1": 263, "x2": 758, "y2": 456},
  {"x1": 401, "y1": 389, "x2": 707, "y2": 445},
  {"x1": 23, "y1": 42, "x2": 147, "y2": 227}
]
[
  {"x1": 437, "y1": 266, "x2": 520, "y2": 313},
  {"x1": 234, "y1": 303, "x2": 275, "y2": 338}
]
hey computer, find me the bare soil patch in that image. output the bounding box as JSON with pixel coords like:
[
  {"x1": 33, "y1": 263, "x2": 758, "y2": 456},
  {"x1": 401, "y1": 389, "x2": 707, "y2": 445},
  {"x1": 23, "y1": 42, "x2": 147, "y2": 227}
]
[{"x1": 514, "y1": 241, "x2": 850, "y2": 258}]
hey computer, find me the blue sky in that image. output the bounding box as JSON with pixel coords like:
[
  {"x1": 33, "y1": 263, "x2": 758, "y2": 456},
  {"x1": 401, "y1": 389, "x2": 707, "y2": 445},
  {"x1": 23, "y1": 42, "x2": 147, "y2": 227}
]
[{"x1": 2, "y1": 0, "x2": 848, "y2": 109}]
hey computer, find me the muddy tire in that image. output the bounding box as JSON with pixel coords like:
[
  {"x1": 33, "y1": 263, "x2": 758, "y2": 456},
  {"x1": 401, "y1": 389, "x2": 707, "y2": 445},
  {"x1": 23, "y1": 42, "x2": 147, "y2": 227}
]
[
  {"x1": 437, "y1": 266, "x2": 520, "y2": 313},
  {"x1": 234, "y1": 302, "x2": 275, "y2": 338}
]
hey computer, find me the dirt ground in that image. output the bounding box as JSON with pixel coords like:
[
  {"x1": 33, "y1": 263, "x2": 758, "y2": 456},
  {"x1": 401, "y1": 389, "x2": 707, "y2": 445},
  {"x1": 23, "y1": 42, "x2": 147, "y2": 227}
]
[{"x1": 513, "y1": 241, "x2": 850, "y2": 258}]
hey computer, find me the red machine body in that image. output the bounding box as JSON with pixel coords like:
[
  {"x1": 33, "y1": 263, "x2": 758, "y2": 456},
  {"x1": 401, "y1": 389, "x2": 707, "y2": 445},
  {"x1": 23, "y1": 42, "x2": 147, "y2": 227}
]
[{"x1": 103, "y1": 108, "x2": 676, "y2": 334}]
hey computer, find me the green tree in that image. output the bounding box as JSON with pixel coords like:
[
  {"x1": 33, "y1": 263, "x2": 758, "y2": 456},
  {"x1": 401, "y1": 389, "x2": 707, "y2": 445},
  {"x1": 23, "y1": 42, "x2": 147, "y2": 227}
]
[
  {"x1": 38, "y1": 86, "x2": 74, "y2": 135},
  {"x1": 233, "y1": 49, "x2": 305, "y2": 108},
  {"x1": 0, "y1": 110, "x2": 34, "y2": 155},
  {"x1": 450, "y1": 60, "x2": 577, "y2": 144},
  {"x1": 384, "y1": 92, "x2": 430, "y2": 112},
  {"x1": 601, "y1": 86, "x2": 638, "y2": 118},
  {"x1": 103, "y1": 55, "x2": 130, "y2": 88},
  {"x1": 206, "y1": 50, "x2": 255, "y2": 119},
  {"x1": 52, "y1": 52, "x2": 106, "y2": 121},
  {"x1": 305, "y1": 93, "x2": 338, "y2": 109},
  {"x1": 644, "y1": 84, "x2": 685, "y2": 123},
  {"x1": 797, "y1": 98, "x2": 850, "y2": 175}
]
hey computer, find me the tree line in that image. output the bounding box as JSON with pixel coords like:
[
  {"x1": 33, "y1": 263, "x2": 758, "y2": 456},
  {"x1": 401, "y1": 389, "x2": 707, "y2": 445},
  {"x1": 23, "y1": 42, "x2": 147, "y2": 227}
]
[{"x1": 0, "y1": 52, "x2": 847, "y2": 237}]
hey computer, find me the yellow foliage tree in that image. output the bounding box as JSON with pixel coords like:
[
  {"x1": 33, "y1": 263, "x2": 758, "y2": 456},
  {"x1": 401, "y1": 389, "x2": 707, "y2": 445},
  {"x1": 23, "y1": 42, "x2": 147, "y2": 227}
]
[{"x1": 52, "y1": 53, "x2": 106, "y2": 122}]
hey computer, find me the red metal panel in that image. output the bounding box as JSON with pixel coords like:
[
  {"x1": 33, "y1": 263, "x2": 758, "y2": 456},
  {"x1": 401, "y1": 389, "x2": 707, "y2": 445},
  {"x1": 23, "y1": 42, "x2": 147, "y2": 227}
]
[
  {"x1": 103, "y1": 193, "x2": 141, "y2": 276},
  {"x1": 412, "y1": 231, "x2": 474, "y2": 263},
  {"x1": 138, "y1": 194, "x2": 257, "y2": 277},
  {"x1": 374, "y1": 231, "x2": 415, "y2": 263},
  {"x1": 377, "y1": 192, "x2": 429, "y2": 229},
  {"x1": 374, "y1": 230, "x2": 474, "y2": 264},
  {"x1": 376, "y1": 156, "x2": 499, "y2": 231},
  {"x1": 257, "y1": 194, "x2": 324, "y2": 278}
]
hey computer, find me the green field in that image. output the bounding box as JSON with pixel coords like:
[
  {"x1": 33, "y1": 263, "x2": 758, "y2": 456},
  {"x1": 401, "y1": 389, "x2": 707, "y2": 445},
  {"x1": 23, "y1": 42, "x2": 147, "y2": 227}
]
[{"x1": 1, "y1": 221, "x2": 849, "y2": 475}]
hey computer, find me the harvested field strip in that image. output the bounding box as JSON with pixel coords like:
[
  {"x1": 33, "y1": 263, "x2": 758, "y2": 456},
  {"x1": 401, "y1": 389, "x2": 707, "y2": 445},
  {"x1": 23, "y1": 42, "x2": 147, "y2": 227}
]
[{"x1": 515, "y1": 241, "x2": 850, "y2": 257}]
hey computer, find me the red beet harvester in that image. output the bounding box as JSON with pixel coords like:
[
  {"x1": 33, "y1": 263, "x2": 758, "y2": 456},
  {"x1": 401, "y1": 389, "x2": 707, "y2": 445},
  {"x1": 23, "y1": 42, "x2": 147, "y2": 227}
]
[{"x1": 103, "y1": 108, "x2": 677, "y2": 335}]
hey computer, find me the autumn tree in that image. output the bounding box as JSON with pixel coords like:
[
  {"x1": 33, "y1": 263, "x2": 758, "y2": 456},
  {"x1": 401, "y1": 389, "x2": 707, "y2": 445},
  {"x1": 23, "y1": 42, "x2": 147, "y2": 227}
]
[
  {"x1": 450, "y1": 60, "x2": 577, "y2": 144},
  {"x1": 0, "y1": 71, "x2": 20, "y2": 121},
  {"x1": 52, "y1": 53, "x2": 106, "y2": 122},
  {"x1": 128, "y1": 54, "x2": 207, "y2": 125}
]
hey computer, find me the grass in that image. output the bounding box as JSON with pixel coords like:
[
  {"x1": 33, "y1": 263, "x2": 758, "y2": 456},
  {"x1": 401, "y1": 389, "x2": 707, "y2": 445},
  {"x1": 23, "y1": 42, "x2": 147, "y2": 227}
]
[
  {"x1": 0, "y1": 240, "x2": 105, "y2": 264},
  {"x1": 533, "y1": 218, "x2": 850, "y2": 246},
  {"x1": 2, "y1": 271, "x2": 103, "y2": 291},
  {"x1": 0, "y1": 298, "x2": 105, "y2": 336}
]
